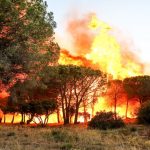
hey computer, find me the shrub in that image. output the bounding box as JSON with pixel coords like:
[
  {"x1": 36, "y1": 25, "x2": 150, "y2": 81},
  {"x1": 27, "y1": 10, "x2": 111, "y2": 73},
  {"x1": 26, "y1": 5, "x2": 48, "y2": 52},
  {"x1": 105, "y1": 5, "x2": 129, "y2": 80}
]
[
  {"x1": 88, "y1": 111, "x2": 125, "y2": 130},
  {"x1": 130, "y1": 126, "x2": 137, "y2": 132},
  {"x1": 7, "y1": 132, "x2": 15, "y2": 136},
  {"x1": 51, "y1": 129, "x2": 78, "y2": 143},
  {"x1": 51, "y1": 129, "x2": 67, "y2": 142},
  {"x1": 137, "y1": 101, "x2": 150, "y2": 124},
  {"x1": 60, "y1": 143, "x2": 72, "y2": 150}
]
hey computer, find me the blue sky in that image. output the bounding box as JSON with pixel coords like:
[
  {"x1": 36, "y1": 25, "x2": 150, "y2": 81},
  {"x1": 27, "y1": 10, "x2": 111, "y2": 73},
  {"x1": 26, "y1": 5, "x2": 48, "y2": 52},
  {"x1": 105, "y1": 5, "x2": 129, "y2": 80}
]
[{"x1": 46, "y1": 0, "x2": 150, "y2": 63}]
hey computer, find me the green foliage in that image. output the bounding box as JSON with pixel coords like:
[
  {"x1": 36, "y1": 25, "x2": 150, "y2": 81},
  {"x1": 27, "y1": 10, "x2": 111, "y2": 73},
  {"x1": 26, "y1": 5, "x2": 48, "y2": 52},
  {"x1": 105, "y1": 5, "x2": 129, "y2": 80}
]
[
  {"x1": 123, "y1": 76, "x2": 150, "y2": 104},
  {"x1": 41, "y1": 65, "x2": 106, "y2": 124},
  {"x1": 51, "y1": 129, "x2": 78, "y2": 143},
  {"x1": 130, "y1": 126, "x2": 137, "y2": 132},
  {"x1": 137, "y1": 101, "x2": 150, "y2": 124},
  {"x1": 51, "y1": 129, "x2": 68, "y2": 142},
  {"x1": 0, "y1": 0, "x2": 59, "y2": 84},
  {"x1": 60, "y1": 143, "x2": 73, "y2": 150},
  {"x1": 88, "y1": 111, "x2": 125, "y2": 130},
  {"x1": 24, "y1": 99, "x2": 57, "y2": 115},
  {"x1": 7, "y1": 132, "x2": 15, "y2": 137},
  {"x1": 42, "y1": 65, "x2": 104, "y2": 84}
]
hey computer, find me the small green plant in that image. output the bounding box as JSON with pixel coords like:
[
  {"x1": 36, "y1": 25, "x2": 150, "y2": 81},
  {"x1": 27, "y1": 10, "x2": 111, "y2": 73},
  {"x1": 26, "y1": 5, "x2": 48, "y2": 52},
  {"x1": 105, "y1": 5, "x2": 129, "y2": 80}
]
[
  {"x1": 7, "y1": 132, "x2": 15, "y2": 136},
  {"x1": 130, "y1": 126, "x2": 137, "y2": 132},
  {"x1": 51, "y1": 129, "x2": 79, "y2": 143},
  {"x1": 51, "y1": 129, "x2": 67, "y2": 142},
  {"x1": 88, "y1": 111, "x2": 125, "y2": 130},
  {"x1": 60, "y1": 143, "x2": 72, "y2": 150},
  {"x1": 137, "y1": 101, "x2": 150, "y2": 124}
]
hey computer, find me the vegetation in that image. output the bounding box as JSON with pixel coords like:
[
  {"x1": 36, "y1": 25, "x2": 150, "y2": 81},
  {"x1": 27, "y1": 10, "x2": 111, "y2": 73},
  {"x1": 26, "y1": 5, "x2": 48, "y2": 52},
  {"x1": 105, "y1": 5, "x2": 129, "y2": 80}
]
[
  {"x1": 42, "y1": 65, "x2": 106, "y2": 124},
  {"x1": 0, "y1": 0, "x2": 59, "y2": 124},
  {"x1": 105, "y1": 80, "x2": 125, "y2": 119},
  {"x1": 88, "y1": 111, "x2": 125, "y2": 130},
  {"x1": 0, "y1": 0, "x2": 59, "y2": 85},
  {"x1": 137, "y1": 101, "x2": 150, "y2": 124},
  {"x1": 1, "y1": 3, "x2": 150, "y2": 150},
  {"x1": 0, "y1": 125, "x2": 149, "y2": 150},
  {"x1": 123, "y1": 76, "x2": 150, "y2": 105}
]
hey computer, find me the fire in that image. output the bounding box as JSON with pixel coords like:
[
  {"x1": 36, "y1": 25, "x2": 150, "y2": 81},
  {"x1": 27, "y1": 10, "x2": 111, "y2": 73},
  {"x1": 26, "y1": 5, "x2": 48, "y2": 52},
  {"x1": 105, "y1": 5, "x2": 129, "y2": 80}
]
[
  {"x1": 58, "y1": 14, "x2": 143, "y2": 119},
  {"x1": 86, "y1": 15, "x2": 142, "y2": 79},
  {"x1": 59, "y1": 49, "x2": 85, "y2": 66},
  {"x1": 96, "y1": 97, "x2": 140, "y2": 118},
  {"x1": 59, "y1": 14, "x2": 143, "y2": 79},
  {"x1": 0, "y1": 14, "x2": 143, "y2": 123}
]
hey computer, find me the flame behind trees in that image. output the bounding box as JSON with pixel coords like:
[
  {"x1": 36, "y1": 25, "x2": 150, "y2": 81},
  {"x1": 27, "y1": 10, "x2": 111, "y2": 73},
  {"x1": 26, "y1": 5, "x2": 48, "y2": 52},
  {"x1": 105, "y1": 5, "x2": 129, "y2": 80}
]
[
  {"x1": 41, "y1": 65, "x2": 106, "y2": 124},
  {"x1": 59, "y1": 14, "x2": 143, "y2": 79},
  {"x1": 58, "y1": 14, "x2": 145, "y2": 118},
  {"x1": 105, "y1": 80, "x2": 125, "y2": 119},
  {"x1": 0, "y1": 1, "x2": 149, "y2": 124}
]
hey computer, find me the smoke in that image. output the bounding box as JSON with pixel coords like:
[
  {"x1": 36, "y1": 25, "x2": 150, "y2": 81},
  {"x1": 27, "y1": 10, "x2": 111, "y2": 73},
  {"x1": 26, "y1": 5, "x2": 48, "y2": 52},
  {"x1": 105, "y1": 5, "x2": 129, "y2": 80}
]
[{"x1": 66, "y1": 13, "x2": 96, "y2": 56}]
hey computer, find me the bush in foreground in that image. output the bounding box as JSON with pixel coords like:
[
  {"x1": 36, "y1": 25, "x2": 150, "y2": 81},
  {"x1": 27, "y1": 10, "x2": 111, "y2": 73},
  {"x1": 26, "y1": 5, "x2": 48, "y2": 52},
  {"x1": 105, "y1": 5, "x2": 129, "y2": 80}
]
[
  {"x1": 88, "y1": 111, "x2": 125, "y2": 130},
  {"x1": 137, "y1": 101, "x2": 150, "y2": 124}
]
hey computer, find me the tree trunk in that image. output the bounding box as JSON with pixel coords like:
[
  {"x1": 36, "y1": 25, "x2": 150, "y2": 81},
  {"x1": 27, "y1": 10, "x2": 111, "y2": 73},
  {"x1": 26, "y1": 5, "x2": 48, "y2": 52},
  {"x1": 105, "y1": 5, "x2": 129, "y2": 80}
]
[
  {"x1": 11, "y1": 114, "x2": 15, "y2": 124},
  {"x1": 57, "y1": 108, "x2": 60, "y2": 123},
  {"x1": 23, "y1": 114, "x2": 25, "y2": 123},
  {"x1": 64, "y1": 108, "x2": 70, "y2": 124},
  {"x1": 0, "y1": 117, "x2": 2, "y2": 123},
  {"x1": 91, "y1": 104, "x2": 95, "y2": 118},
  {"x1": 83, "y1": 103, "x2": 87, "y2": 123},
  {"x1": 62, "y1": 107, "x2": 68, "y2": 125},
  {"x1": 4, "y1": 114, "x2": 6, "y2": 123},
  {"x1": 74, "y1": 105, "x2": 79, "y2": 124},
  {"x1": 21, "y1": 113, "x2": 24, "y2": 123},
  {"x1": 125, "y1": 98, "x2": 129, "y2": 119},
  {"x1": 44, "y1": 115, "x2": 49, "y2": 125},
  {"x1": 27, "y1": 114, "x2": 34, "y2": 124},
  {"x1": 114, "y1": 96, "x2": 117, "y2": 120},
  {"x1": 61, "y1": 98, "x2": 67, "y2": 125}
]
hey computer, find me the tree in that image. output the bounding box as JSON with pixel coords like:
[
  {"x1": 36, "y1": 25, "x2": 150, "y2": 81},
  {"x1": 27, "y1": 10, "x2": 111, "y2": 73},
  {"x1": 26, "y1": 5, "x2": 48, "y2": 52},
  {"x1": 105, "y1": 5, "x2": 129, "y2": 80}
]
[
  {"x1": 0, "y1": 0, "x2": 59, "y2": 85},
  {"x1": 105, "y1": 80, "x2": 125, "y2": 119},
  {"x1": 25, "y1": 100, "x2": 57, "y2": 126},
  {"x1": 123, "y1": 76, "x2": 150, "y2": 105},
  {"x1": 137, "y1": 101, "x2": 150, "y2": 124},
  {"x1": 42, "y1": 65, "x2": 106, "y2": 124},
  {"x1": 6, "y1": 78, "x2": 58, "y2": 124}
]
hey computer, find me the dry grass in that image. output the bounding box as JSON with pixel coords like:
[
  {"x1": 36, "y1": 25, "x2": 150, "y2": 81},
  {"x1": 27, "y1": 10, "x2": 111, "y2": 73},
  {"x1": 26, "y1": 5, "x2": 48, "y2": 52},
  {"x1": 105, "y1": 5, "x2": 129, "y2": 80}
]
[{"x1": 0, "y1": 124, "x2": 150, "y2": 150}]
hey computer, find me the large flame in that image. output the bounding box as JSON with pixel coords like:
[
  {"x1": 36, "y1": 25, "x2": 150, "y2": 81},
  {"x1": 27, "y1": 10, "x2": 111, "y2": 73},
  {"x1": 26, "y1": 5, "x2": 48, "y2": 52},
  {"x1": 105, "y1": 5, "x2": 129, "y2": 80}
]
[
  {"x1": 59, "y1": 14, "x2": 143, "y2": 79},
  {"x1": 0, "y1": 14, "x2": 143, "y2": 123},
  {"x1": 59, "y1": 14, "x2": 143, "y2": 119}
]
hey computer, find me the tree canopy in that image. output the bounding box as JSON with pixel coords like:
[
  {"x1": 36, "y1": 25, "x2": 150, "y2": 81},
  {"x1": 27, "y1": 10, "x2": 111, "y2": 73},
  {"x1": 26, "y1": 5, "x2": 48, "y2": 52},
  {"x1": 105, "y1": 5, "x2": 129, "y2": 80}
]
[
  {"x1": 123, "y1": 75, "x2": 150, "y2": 104},
  {"x1": 42, "y1": 65, "x2": 106, "y2": 124},
  {"x1": 0, "y1": 0, "x2": 59, "y2": 85}
]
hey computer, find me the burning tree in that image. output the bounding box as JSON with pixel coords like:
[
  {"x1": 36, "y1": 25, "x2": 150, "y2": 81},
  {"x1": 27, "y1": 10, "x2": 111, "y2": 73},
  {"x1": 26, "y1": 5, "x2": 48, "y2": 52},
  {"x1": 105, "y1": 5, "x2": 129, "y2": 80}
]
[
  {"x1": 104, "y1": 80, "x2": 125, "y2": 119},
  {"x1": 42, "y1": 65, "x2": 106, "y2": 124},
  {"x1": 5, "y1": 80, "x2": 58, "y2": 125}
]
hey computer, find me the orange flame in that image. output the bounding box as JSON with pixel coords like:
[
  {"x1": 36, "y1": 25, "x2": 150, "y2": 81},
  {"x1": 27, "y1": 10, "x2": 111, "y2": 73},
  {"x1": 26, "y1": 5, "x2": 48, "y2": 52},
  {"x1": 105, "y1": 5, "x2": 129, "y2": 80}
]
[
  {"x1": 59, "y1": 14, "x2": 143, "y2": 119},
  {"x1": 0, "y1": 14, "x2": 143, "y2": 123}
]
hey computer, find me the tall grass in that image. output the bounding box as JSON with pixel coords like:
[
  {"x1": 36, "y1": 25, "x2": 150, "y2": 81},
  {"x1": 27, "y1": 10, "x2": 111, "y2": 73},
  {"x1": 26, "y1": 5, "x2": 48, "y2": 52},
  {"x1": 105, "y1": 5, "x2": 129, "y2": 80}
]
[{"x1": 0, "y1": 124, "x2": 150, "y2": 150}]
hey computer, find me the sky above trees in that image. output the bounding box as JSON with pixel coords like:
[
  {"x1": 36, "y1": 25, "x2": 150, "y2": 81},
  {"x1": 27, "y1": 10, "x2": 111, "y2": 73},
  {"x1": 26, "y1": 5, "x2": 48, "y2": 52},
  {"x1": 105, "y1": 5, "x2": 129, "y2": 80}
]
[{"x1": 46, "y1": 0, "x2": 150, "y2": 65}]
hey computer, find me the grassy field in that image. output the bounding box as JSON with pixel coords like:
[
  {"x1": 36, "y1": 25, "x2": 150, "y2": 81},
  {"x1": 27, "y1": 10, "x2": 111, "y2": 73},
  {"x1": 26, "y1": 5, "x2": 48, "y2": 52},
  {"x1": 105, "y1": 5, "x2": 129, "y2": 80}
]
[{"x1": 0, "y1": 124, "x2": 150, "y2": 150}]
